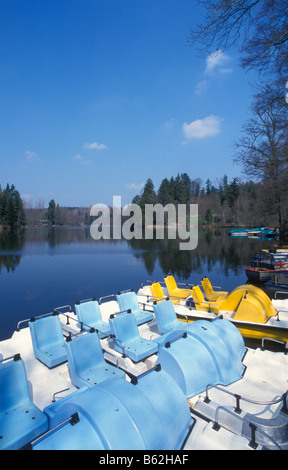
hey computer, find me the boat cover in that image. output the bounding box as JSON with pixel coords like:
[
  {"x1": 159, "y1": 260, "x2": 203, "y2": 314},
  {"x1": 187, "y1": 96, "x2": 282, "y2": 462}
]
[
  {"x1": 155, "y1": 317, "x2": 246, "y2": 398},
  {"x1": 219, "y1": 284, "x2": 278, "y2": 323},
  {"x1": 33, "y1": 368, "x2": 193, "y2": 450}
]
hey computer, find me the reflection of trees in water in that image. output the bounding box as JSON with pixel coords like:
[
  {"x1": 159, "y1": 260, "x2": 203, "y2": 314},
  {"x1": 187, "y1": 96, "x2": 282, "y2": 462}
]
[
  {"x1": 24, "y1": 227, "x2": 93, "y2": 247},
  {"x1": 0, "y1": 230, "x2": 24, "y2": 273},
  {"x1": 0, "y1": 227, "x2": 273, "y2": 278},
  {"x1": 128, "y1": 229, "x2": 272, "y2": 280},
  {"x1": 0, "y1": 254, "x2": 21, "y2": 273}
]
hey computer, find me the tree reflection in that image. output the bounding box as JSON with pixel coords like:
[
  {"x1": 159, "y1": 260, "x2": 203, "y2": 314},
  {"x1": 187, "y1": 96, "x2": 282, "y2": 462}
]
[
  {"x1": 0, "y1": 230, "x2": 24, "y2": 273},
  {"x1": 128, "y1": 229, "x2": 272, "y2": 280}
]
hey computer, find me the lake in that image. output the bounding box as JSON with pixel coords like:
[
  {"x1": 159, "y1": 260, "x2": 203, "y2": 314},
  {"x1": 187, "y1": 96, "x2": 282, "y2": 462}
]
[{"x1": 0, "y1": 227, "x2": 273, "y2": 341}]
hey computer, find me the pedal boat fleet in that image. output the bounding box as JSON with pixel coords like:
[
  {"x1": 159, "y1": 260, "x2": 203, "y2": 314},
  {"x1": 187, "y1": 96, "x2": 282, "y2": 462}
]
[
  {"x1": 139, "y1": 275, "x2": 288, "y2": 343},
  {"x1": 2, "y1": 281, "x2": 288, "y2": 450}
]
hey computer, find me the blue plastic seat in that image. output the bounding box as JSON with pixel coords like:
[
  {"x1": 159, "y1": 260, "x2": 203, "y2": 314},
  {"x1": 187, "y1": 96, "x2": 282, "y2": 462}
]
[
  {"x1": 75, "y1": 299, "x2": 111, "y2": 338},
  {"x1": 116, "y1": 291, "x2": 153, "y2": 325},
  {"x1": 153, "y1": 298, "x2": 188, "y2": 333},
  {"x1": 65, "y1": 331, "x2": 125, "y2": 388},
  {"x1": 29, "y1": 314, "x2": 67, "y2": 368},
  {"x1": 0, "y1": 355, "x2": 48, "y2": 450},
  {"x1": 109, "y1": 311, "x2": 158, "y2": 362}
]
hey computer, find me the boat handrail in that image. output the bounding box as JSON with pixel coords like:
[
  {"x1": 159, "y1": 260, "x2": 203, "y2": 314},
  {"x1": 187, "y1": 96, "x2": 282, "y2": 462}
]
[
  {"x1": 0, "y1": 353, "x2": 21, "y2": 364},
  {"x1": 126, "y1": 363, "x2": 161, "y2": 385},
  {"x1": 16, "y1": 311, "x2": 60, "y2": 331},
  {"x1": 99, "y1": 290, "x2": 153, "y2": 309},
  {"x1": 275, "y1": 290, "x2": 288, "y2": 299},
  {"x1": 261, "y1": 336, "x2": 288, "y2": 353},
  {"x1": 138, "y1": 291, "x2": 183, "y2": 304},
  {"x1": 74, "y1": 297, "x2": 98, "y2": 305},
  {"x1": 27, "y1": 412, "x2": 80, "y2": 450},
  {"x1": 52, "y1": 387, "x2": 70, "y2": 403},
  {"x1": 142, "y1": 279, "x2": 166, "y2": 287},
  {"x1": 98, "y1": 293, "x2": 117, "y2": 304},
  {"x1": 55, "y1": 310, "x2": 111, "y2": 339},
  {"x1": 164, "y1": 332, "x2": 188, "y2": 349},
  {"x1": 204, "y1": 383, "x2": 288, "y2": 415},
  {"x1": 212, "y1": 405, "x2": 282, "y2": 450}
]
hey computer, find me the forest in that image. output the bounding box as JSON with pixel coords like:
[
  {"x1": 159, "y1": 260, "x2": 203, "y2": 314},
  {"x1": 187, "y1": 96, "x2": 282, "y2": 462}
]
[
  {"x1": 1, "y1": 171, "x2": 287, "y2": 236},
  {"x1": 131, "y1": 173, "x2": 286, "y2": 231}
]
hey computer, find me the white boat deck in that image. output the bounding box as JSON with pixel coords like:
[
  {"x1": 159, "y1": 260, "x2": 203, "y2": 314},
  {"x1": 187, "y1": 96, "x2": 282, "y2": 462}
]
[{"x1": 1, "y1": 297, "x2": 288, "y2": 450}]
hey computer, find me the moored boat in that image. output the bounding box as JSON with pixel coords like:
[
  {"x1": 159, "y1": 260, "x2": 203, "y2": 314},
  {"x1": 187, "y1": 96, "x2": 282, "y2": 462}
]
[
  {"x1": 245, "y1": 266, "x2": 288, "y2": 283},
  {"x1": 2, "y1": 289, "x2": 288, "y2": 450},
  {"x1": 228, "y1": 227, "x2": 278, "y2": 238},
  {"x1": 140, "y1": 275, "x2": 288, "y2": 343},
  {"x1": 247, "y1": 227, "x2": 278, "y2": 238},
  {"x1": 265, "y1": 272, "x2": 288, "y2": 299},
  {"x1": 228, "y1": 228, "x2": 248, "y2": 237}
]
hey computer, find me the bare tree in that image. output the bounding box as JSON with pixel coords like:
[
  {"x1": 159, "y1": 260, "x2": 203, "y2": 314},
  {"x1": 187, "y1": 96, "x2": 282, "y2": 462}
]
[
  {"x1": 234, "y1": 84, "x2": 288, "y2": 231},
  {"x1": 189, "y1": 0, "x2": 288, "y2": 75}
]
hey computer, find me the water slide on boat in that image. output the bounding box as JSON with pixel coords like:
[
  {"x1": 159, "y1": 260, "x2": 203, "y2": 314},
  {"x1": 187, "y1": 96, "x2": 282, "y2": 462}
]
[
  {"x1": 1, "y1": 291, "x2": 288, "y2": 450},
  {"x1": 139, "y1": 275, "x2": 288, "y2": 343}
]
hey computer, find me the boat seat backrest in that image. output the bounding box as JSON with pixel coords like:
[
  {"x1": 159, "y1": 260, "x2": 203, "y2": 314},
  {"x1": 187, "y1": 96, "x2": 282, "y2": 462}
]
[
  {"x1": 116, "y1": 291, "x2": 154, "y2": 326},
  {"x1": 116, "y1": 291, "x2": 140, "y2": 313},
  {"x1": 109, "y1": 312, "x2": 140, "y2": 344},
  {"x1": 201, "y1": 278, "x2": 213, "y2": 296},
  {"x1": 29, "y1": 314, "x2": 64, "y2": 350},
  {"x1": 191, "y1": 285, "x2": 205, "y2": 302},
  {"x1": 29, "y1": 314, "x2": 67, "y2": 368},
  {"x1": 0, "y1": 356, "x2": 30, "y2": 413},
  {"x1": 150, "y1": 282, "x2": 165, "y2": 301},
  {"x1": 153, "y1": 299, "x2": 178, "y2": 332},
  {"x1": 164, "y1": 276, "x2": 177, "y2": 295},
  {"x1": 109, "y1": 312, "x2": 158, "y2": 362},
  {"x1": 0, "y1": 356, "x2": 49, "y2": 450},
  {"x1": 66, "y1": 332, "x2": 106, "y2": 375},
  {"x1": 75, "y1": 300, "x2": 102, "y2": 325}
]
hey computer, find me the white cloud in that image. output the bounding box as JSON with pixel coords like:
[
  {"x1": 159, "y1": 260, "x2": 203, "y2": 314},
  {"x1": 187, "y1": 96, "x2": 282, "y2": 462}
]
[
  {"x1": 25, "y1": 150, "x2": 39, "y2": 161},
  {"x1": 83, "y1": 142, "x2": 107, "y2": 150},
  {"x1": 183, "y1": 115, "x2": 222, "y2": 139},
  {"x1": 162, "y1": 118, "x2": 176, "y2": 130},
  {"x1": 205, "y1": 50, "x2": 232, "y2": 75},
  {"x1": 126, "y1": 182, "x2": 145, "y2": 191},
  {"x1": 195, "y1": 80, "x2": 209, "y2": 95},
  {"x1": 72, "y1": 154, "x2": 91, "y2": 165},
  {"x1": 195, "y1": 50, "x2": 233, "y2": 95}
]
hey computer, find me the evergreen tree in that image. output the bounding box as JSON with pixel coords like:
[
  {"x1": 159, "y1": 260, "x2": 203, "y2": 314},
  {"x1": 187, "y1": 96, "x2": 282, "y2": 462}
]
[
  {"x1": 138, "y1": 179, "x2": 157, "y2": 212},
  {"x1": 0, "y1": 183, "x2": 25, "y2": 229},
  {"x1": 157, "y1": 178, "x2": 173, "y2": 205},
  {"x1": 47, "y1": 199, "x2": 56, "y2": 225}
]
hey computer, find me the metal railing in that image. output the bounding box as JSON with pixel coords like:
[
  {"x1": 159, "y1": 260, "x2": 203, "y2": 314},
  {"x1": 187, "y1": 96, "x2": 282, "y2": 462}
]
[{"x1": 210, "y1": 405, "x2": 282, "y2": 450}]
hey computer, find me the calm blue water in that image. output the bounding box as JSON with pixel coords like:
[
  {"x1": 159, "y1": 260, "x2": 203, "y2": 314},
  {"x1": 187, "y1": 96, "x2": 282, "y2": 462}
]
[{"x1": 0, "y1": 227, "x2": 272, "y2": 340}]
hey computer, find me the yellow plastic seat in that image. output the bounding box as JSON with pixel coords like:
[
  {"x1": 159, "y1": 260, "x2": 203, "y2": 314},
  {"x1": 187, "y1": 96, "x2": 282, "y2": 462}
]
[
  {"x1": 190, "y1": 285, "x2": 223, "y2": 314},
  {"x1": 149, "y1": 282, "x2": 179, "y2": 305},
  {"x1": 201, "y1": 277, "x2": 228, "y2": 301},
  {"x1": 164, "y1": 275, "x2": 193, "y2": 300}
]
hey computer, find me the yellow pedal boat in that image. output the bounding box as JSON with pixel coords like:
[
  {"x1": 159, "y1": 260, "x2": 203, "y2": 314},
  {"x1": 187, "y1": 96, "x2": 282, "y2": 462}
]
[{"x1": 139, "y1": 275, "x2": 288, "y2": 344}]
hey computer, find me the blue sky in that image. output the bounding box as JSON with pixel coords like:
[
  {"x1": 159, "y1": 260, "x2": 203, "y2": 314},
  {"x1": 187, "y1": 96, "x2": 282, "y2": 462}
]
[{"x1": 0, "y1": 0, "x2": 256, "y2": 208}]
